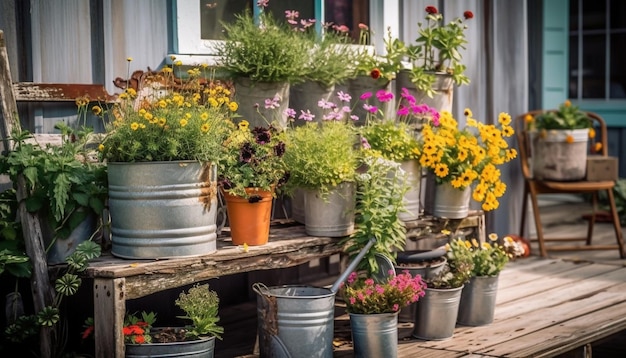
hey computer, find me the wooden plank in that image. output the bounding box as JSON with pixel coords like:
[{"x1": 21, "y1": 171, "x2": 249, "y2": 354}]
[
  {"x1": 421, "y1": 278, "x2": 626, "y2": 354},
  {"x1": 485, "y1": 300, "x2": 626, "y2": 357},
  {"x1": 93, "y1": 278, "x2": 126, "y2": 358},
  {"x1": 12, "y1": 82, "x2": 117, "y2": 103},
  {"x1": 0, "y1": 30, "x2": 18, "y2": 151}
]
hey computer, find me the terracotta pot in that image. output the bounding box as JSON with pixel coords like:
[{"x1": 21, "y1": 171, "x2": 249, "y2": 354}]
[{"x1": 222, "y1": 187, "x2": 274, "y2": 246}]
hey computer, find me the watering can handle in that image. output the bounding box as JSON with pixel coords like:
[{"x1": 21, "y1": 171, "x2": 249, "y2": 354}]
[{"x1": 330, "y1": 237, "x2": 376, "y2": 293}]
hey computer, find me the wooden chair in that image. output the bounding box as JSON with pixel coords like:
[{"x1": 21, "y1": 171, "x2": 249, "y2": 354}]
[{"x1": 515, "y1": 110, "x2": 625, "y2": 258}]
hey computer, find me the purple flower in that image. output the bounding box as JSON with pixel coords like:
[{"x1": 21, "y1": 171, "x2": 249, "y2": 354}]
[
  {"x1": 264, "y1": 95, "x2": 280, "y2": 109},
  {"x1": 360, "y1": 136, "x2": 371, "y2": 149},
  {"x1": 350, "y1": 115, "x2": 359, "y2": 121},
  {"x1": 284, "y1": 108, "x2": 296, "y2": 118},
  {"x1": 400, "y1": 88, "x2": 416, "y2": 105},
  {"x1": 376, "y1": 90, "x2": 394, "y2": 102},
  {"x1": 299, "y1": 110, "x2": 315, "y2": 121},
  {"x1": 239, "y1": 142, "x2": 255, "y2": 163},
  {"x1": 359, "y1": 92, "x2": 373, "y2": 100},
  {"x1": 397, "y1": 106, "x2": 409, "y2": 116},
  {"x1": 318, "y1": 98, "x2": 335, "y2": 109},
  {"x1": 341, "y1": 106, "x2": 351, "y2": 113},
  {"x1": 337, "y1": 91, "x2": 351, "y2": 102},
  {"x1": 363, "y1": 104, "x2": 378, "y2": 114}
]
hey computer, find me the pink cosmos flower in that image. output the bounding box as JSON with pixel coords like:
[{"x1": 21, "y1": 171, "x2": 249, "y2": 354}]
[
  {"x1": 337, "y1": 91, "x2": 351, "y2": 102},
  {"x1": 299, "y1": 110, "x2": 315, "y2": 121}
]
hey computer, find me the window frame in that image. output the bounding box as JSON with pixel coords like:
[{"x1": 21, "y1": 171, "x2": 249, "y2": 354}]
[{"x1": 171, "y1": 0, "x2": 397, "y2": 64}]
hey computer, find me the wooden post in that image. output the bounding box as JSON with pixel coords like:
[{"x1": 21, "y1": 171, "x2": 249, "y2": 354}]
[
  {"x1": 0, "y1": 29, "x2": 55, "y2": 358},
  {"x1": 0, "y1": 30, "x2": 18, "y2": 151}
]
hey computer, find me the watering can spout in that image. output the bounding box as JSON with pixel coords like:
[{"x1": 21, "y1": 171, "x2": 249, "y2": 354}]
[{"x1": 330, "y1": 237, "x2": 376, "y2": 293}]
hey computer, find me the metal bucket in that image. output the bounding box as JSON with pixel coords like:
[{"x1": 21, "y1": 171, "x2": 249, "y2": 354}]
[
  {"x1": 395, "y1": 69, "x2": 454, "y2": 113},
  {"x1": 234, "y1": 77, "x2": 290, "y2": 129},
  {"x1": 398, "y1": 159, "x2": 422, "y2": 222},
  {"x1": 254, "y1": 284, "x2": 336, "y2": 358},
  {"x1": 349, "y1": 312, "x2": 399, "y2": 358},
  {"x1": 395, "y1": 249, "x2": 447, "y2": 323},
  {"x1": 108, "y1": 161, "x2": 218, "y2": 259},
  {"x1": 412, "y1": 286, "x2": 464, "y2": 340},
  {"x1": 125, "y1": 329, "x2": 215, "y2": 357},
  {"x1": 432, "y1": 182, "x2": 471, "y2": 219},
  {"x1": 289, "y1": 81, "x2": 335, "y2": 125},
  {"x1": 457, "y1": 275, "x2": 500, "y2": 326},
  {"x1": 530, "y1": 129, "x2": 589, "y2": 180},
  {"x1": 304, "y1": 182, "x2": 356, "y2": 237}
]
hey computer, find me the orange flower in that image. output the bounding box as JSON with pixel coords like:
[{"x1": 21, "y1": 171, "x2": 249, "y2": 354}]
[
  {"x1": 565, "y1": 134, "x2": 574, "y2": 143},
  {"x1": 370, "y1": 68, "x2": 381, "y2": 79},
  {"x1": 588, "y1": 128, "x2": 596, "y2": 138},
  {"x1": 593, "y1": 142, "x2": 603, "y2": 152}
]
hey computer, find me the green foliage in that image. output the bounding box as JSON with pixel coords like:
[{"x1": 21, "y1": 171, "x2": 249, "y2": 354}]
[
  {"x1": 530, "y1": 100, "x2": 592, "y2": 130},
  {"x1": 0, "y1": 125, "x2": 107, "y2": 244},
  {"x1": 283, "y1": 121, "x2": 360, "y2": 197},
  {"x1": 467, "y1": 235, "x2": 510, "y2": 277},
  {"x1": 360, "y1": 121, "x2": 421, "y2": 162},
  {"x1": 428, "y1": 237, "x2": 474, "y2": 289},
  {"x1": 4, "y1": 240, "x2": 101, "y2": 353},
  {"x1": 404, "y1": 6, "x2": 472, "y2": 97},
  {"x1": 175, "y1": 284, "x2": 224, "y2": 340},
  {"x1": 216, "y1": 8, "x2": 308, "y2": 83},
  {"x1": 341, "y1": 155, "x2": 409, "y2": 275}
]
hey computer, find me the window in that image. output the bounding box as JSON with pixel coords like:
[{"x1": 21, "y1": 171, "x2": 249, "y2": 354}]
[
  {"x1": 569, "y1": 0, "x2": 626, "y2": 99},
  {"x1": 174, "y1": 0, "x2": 372, "y2": 56}
]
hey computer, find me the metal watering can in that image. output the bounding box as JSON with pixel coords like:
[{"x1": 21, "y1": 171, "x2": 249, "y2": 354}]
[{"x1": 253, "y1": 237, "x2": 376, "y2": 358}]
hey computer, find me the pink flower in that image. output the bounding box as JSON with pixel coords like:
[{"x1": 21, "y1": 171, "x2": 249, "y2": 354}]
[
  {"x1": 317, "y1": 99, "x2": 335, "y2": 109},
  {"x1": 284, "y1": 108, "x2": 296, "y2": 118},
  {"x1": 363, "y1": 104, "x2": 378, "y2": 114},
  {"x1": 337, "y1": 91, "x2": 351, "y2": 102},
  {"x1": 360, "y1": 92, "x2": 373, "y2": 100},
  {"x1": 375, "y1": 90, "x2": 393, "y2": 102},
  {"x1": 257, "y1": 0, "x2": 269, "y2": 8},
  {"x1": 299, "y1": 110, "x2": 315, "y2": 121},
  {"x1": 397, "y1": 106, "x2": 409, "y2": 116},
  {"x1": 285, "y1": 10, "x2": 299, "y2": 19}
]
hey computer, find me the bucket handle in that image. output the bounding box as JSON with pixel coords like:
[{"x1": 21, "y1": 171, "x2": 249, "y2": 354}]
[{"x1": 252, "y1": 282, "x2": 270, "y2": 297}]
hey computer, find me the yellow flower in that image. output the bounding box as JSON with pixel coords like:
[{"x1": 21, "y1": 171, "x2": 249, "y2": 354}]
[
  {"x1": 201, "y1": 123, "x2": 210, "y2": 133},
  {"x1": 434, "y1": 163, "x2": 449, "y2": 178},
  {"x1": 464, "y1": 108, "x2": 473, "y2": 118},
  {"x1": 488, "y1": 233, "x2": 498, "y2": 241},
  {"x1": 238, "y1": 120, "x2": 250, "y2": 131},
  {"x1": 498, "y1": 112, "x2": 511, "y2": 126},
  {"x1": 180, "y1": 118, "x2": 188, "y2": 127},
  {"x1": 98, "y1": 144, "x2": 105, "y2": 152},
  {"x1": 130, "y1": 122, "x2": 139, "y2": 131},
  {"x1": 228, "y1": 101, "x2": 239, "y2": 112},
  {"x1": 92, "y1": 105, "x2": 102, "y2": 116},
  {"x1": 588, "y1": 128, "x2": 596, "y2": 138},
  {"x1": 126, "y1": 57, "x2": 133, "y2": 62}
]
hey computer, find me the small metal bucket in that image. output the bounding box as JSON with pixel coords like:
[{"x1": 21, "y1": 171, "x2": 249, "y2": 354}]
[
  {"x1": 349, "y1": 312, "x2": 399, "y2": 358},
  {"x1": 457, "y1": 275, "x2": 500, "y2": 326},
  {"x1": 254, "y1": 284, "x2": 335, "y2": 358},
  {"x1": 412, "y1": 285, "x2": 464, "y2": 340}
]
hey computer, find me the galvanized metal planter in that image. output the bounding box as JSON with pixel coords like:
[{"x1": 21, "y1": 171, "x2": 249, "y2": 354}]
[
  {"x1": 432, "y1": 182, "x2": 471, "y2": 219},
  {"x1": 457, "y1": 275, "x2": 500, "y2": 326},
  {"x1": 349, "y1": 312, "x2": 399, "y2": 358},
  {"x1": 108, "y1": 161, "x2": 218, "y2": 259},
  {"x1": 303, "y1": 181, "x2": 356, "y2": 237},
  {"x1": 412, "y1": 285, "x2": 464, "y2": 340},
  {"x1": 398, "y1": 159, "x2": 422, "y2": 222},
  {"x1": 125, "y1": 331, "x2": 215, "y2": 358},
  {"x1": 254, "y1": 284, "x2": 335, "y2": 358},
  {"x1": 530, "y1": 128, "x2": 589, "y2": 181}
]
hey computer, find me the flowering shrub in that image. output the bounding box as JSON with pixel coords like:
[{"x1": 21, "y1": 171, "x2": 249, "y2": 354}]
[
  {"x1": 359, "y1": 88, "x2": 439, "y2": 162},
  {"x1": 351, "y1": 25, "x2": 405, "y2": 82},
  {"x1": 82, "y1": 311, "x2": 157, "y2": 344},
  {"x1": 463, "y1": 233, "x2": 520, "y2": 277},
  {"x1": 404, "y1": 5, "x2": 473, "y2": 97},
  {"x1": 97, "y1": 62, "x2": 235, "y2": 163},
  {"x1": 341, "y1": 270, "x2": 427, "y2": 314},
  {"x1": 419, "y1": 109, "x2": 517, "y2": 211},
  {"x1": 282, "y1": 91, "x2": 360, "y2": 197},
  {"x1": 218, "y1": 119, "x2": 288, "y2": 199},
  {"x1": 427, "y1": 237, "x2": 475, "y2": 289}
]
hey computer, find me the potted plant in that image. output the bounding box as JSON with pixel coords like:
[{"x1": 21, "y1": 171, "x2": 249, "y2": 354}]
[
  {"x1": 215, "y1": 1, "x2": 308, "y2": 129},
  {"x1": 524, "y1": 99, "x2": 595, "y2": 181},
  {"x1": 288, "y1": 18, "x2": 355, "y2": 124},
  {"x1": 419, "y1": 108, "x2": 517, "y2": 218},
  {"x1": 412, "y1": 236, "x2": 474, "y2": 340},
  {"x1": 358, "y1": 89, "x2": 440, "y2": 221},
  {"x1": 83, "y1": 283, "x2": 223, "y2": 357},
  {"x1": 340, "y1": 269, "x2": 426, "y2": 357},
  {"x1": 457, "y1": 233, "x2": 520, "y2": 326},
  {"x1": 397, "y1": 5, "x2": 473, "y2": 112},
  {"x1": 0, "y1": 124, "x2": 107, "y2": 264},
  {"x1": 94, "y1": 63, "x2": 235, "y2": 259},
  {"x1": 218, "y1": 119, "x2": 288, "y2": 246},
  {"x1": 282, "y1": 93, "x2": 361, "y2": 237}
]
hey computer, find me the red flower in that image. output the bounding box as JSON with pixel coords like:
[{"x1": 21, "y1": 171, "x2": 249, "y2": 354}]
[
  {"x1": 425, "y1": 6, "x2": 438, "y2": 14},
  {"x1": 81, "y1": 325, "x2": 94, "y2": 340},
  {"x1": 370, "y1": 68, "x2": 381, "y2": 79},
  {"x1": 464, "y1": 10, "x2": 474, "y2": 20},
  {"x1": 134, "y1": 335, "x2": 146, "y2": 344}
]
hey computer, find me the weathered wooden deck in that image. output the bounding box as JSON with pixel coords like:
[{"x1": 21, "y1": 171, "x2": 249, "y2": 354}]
[{"x1": 214, "y1": 197, "x2": 626, "y2": 357}]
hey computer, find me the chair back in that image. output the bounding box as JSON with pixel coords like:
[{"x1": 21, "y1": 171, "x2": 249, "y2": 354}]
[{"x1": 514, "y1": 110, "x2": 608, "y2": 181}]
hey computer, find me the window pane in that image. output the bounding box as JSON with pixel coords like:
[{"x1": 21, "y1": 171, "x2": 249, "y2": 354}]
[
  {"x1": 267, "y1": 0, "x2": 314, "y2": 23},
  {"x1": 581, "y1": 34, "x2": 606, "y2": 98},
  {"x1": 610, "y1": 0, "x2": 626, "y2": 29},
  {"x1": 200, "y1": 0, "x2": 252, "y2": 40},
  {"x1": 610, "y1": 34, "x2": 626, "y2": 98},
  {"x1": 325, "y1": 0, "x2": 369, "y2": 43},
  {"x1": 568, "y1": 36, "x2": 579, "y2": 98},
  {"x1": 582, "y1": 0, "x2": 606, "y2": 31}
]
